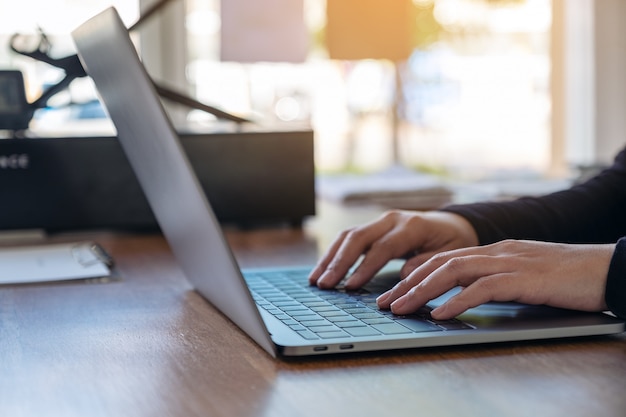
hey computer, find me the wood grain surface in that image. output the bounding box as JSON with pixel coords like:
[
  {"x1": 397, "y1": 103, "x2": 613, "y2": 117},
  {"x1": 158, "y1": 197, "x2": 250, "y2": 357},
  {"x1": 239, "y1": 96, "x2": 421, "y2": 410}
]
[{"x1": 1, "y1": 202, "x2": 625, "y2": 417}]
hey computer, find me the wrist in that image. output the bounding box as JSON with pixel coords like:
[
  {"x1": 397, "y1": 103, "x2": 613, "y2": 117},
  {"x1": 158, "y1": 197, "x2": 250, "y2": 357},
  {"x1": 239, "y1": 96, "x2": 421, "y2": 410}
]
[
  {"x1": 430, "y1": 211, "x2": 479, "y2": 247},
  {"x1": 605, "y1": 237, "x2": 626, "y2": 319}
]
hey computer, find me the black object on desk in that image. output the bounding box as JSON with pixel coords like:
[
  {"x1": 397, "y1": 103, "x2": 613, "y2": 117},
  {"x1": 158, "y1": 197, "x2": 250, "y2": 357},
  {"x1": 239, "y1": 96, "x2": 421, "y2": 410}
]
[{"x1": 0, "y1": 128, "x2": 315, "y2": 231}]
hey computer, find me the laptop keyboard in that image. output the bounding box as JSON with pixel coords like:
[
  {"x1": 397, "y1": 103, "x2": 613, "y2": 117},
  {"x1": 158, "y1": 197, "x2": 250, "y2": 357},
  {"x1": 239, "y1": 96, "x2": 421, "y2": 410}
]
[{"x1": 245, "y1": 270, "x2": 472, "y2": 341}]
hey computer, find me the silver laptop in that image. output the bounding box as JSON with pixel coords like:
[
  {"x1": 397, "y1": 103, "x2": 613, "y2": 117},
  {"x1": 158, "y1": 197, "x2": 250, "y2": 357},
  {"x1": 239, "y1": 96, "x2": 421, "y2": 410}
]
[{"x1": 71, "y1": 7, "x2": 624, "y2": 357}]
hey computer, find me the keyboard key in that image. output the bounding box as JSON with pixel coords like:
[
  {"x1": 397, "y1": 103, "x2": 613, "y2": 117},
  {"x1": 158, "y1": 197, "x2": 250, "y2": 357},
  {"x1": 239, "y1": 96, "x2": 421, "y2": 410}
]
[
  {"x1": 309, "y1": 325, "x2": 340, "y2": 333},
  {"x1": 344, "y1": 326, "x2": 381, "y2": 337},
  {"x1": 300, "y1": 320, "x2": 330, "y2": 327},
  {"x1": 265, "y1": 295, "x2": 290, "y2": 302},
  {"x1": 319, "y1": 310, "x2": 350, "y2": 318},
  {"x1": 295, "y1": 297, "x2": 322, "y2": 304},
  {"x1": 394, "y1": 319, "x2": 441, "y2": 333},
  {"x1": 296, "y1": 330, "x2": 319, "y2": 340},
  {"x1": 361, "y1": 317, "x2": 394, "y2": 325},
  {"x1": 371, "y1": 323, "x2": 413, "y2": 335},
  {"x1": 326, "y1": 315, "x2": 358, "y2": 323},
  {"x1": 430, "y1": 320, "x2": 474, "y2": 330},
  {"x1": 317, "y1": 331, "x2": 349, "y2": 339},
  {"x1": 334, "y1": 320, "x2": 366, "y2": 328},
  {"x1": 310, "y1": 305, "x2": 341, "y2": 313},
  {"x1": 280, "y1": 306, "x2": 310, "y2": 314},
  {"x1": 273, "y1": 299, "x2": 300, "y2": 305},
  {"x1": 302, "y1": 301, "x2": 331, "y2": 308},
  {"x1": 353, "y1": 312, "x2": 387, "y2": 320},
  {"x1": 338, "y1": 305, "x2": 365, "y2": 311},
  {"x1": 291, "y1": 314, "x2": 322, "y2": 322}
]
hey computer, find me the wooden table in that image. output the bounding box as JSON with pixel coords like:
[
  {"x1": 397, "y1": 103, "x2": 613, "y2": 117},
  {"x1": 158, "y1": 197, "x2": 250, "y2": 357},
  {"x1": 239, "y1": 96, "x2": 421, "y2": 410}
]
[{"x1": 1, "y1": 202, "x2": 625, "y2": 417}]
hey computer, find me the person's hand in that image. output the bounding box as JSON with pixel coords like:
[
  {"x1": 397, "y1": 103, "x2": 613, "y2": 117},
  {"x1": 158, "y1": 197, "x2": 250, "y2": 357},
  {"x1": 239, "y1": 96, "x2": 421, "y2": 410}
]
[
  {"x1": 376, "y1": 240, "x2": 614, "y2": 320},
  {"x1": 308, "y1": 210, "x2": 479, "y2": 289}
]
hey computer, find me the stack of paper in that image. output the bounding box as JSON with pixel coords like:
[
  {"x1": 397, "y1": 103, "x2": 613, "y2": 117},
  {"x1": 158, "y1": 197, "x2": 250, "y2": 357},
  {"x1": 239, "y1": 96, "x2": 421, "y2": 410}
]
[
  {"x1": 316, "y1": 169, "x2": 452, "y2": 210},
  {"x1": 0, "y1": 242, "x2": 113, "y2": 285}
]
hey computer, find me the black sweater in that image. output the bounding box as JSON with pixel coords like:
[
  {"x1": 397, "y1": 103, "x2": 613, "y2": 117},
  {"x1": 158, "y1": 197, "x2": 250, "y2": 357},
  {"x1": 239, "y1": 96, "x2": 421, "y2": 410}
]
[{"x1": 442, "y1": 147, "x2": 626, "y2": 319}]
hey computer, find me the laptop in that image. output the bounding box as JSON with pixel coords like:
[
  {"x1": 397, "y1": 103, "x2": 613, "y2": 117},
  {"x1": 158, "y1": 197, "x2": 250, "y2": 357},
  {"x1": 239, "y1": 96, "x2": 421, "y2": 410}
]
[{"x1": 71, "y1": 7, "x2": 625, "y2": 357}]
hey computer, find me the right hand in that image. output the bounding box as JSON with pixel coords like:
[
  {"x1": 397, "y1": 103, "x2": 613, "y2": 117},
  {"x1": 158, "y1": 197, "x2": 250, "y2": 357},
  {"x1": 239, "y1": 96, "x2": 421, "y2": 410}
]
[{"x1": 308, "y1": 210, "x2": 479, "y2": 290}]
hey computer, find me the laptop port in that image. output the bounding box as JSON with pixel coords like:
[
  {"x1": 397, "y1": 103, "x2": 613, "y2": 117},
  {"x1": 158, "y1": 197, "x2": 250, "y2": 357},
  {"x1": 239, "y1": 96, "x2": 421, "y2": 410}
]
[
  {"x1": 339, "y1": 344, "x2": 354, "y2": 350},
  {"x1": 313, "y1": 346, "x2": 328, "y2": 352}
]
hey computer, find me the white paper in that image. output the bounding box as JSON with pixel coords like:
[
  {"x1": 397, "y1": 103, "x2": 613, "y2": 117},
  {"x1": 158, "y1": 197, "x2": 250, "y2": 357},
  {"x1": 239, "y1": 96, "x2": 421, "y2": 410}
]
[
  {"x1": 0, "y1": 242, "x2": 111, "y2": 284},
  {"x1": 316, "y1": 168, "x2": 453, "y2": 210}
]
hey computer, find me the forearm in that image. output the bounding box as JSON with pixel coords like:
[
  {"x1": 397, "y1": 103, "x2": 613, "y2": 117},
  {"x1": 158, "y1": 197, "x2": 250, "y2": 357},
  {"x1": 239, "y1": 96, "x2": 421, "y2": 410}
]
[{"x1": 441, "y1": 148, "x2": 626, "y2": 245}]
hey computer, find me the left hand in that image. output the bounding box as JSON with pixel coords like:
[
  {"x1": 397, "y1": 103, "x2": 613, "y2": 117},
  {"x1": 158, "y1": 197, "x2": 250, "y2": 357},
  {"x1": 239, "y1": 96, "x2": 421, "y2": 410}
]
[{"x1": 376, "y1": 240, "x2": 615, "y2": 320}]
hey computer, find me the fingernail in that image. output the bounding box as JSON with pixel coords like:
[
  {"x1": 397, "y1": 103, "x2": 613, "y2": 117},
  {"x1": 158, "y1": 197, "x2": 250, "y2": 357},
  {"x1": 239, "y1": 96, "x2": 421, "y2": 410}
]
[
  {"x1": 317, "y1": 272, "x2": 333, "y2": 288},
  {"x1": 431, "y1": 304, "x2": 447, "y2": 319},
  {"x1": 390, "y1": 297, "x2": 406, "y2": 312},
  {"x1": 308, "y1": 268, "x2": 321, "y2": 284},
  {"x1": 376, "y1": 292, "x2": 390, "y2": 306},
  {"x1": 343, "y1": 273, "x2": 359, "y2": 290}
]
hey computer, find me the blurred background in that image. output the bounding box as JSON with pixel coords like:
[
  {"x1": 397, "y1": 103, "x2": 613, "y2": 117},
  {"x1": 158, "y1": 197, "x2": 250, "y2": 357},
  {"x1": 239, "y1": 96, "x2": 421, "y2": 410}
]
[{"x1": 1, "y1": 0, "x2": 624, "y2": 184}]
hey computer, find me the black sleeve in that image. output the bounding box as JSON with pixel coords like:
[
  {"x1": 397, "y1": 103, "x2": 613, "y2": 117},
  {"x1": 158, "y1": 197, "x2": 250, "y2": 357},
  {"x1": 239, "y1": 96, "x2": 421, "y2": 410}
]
[
  {"x1": 440, "y1": 147, "x2": 626, "y2": 318},
  {"x1": 441, "y1": 146, "x2": 626, "y2": 245},
  {"x1": 605, "y1": 237, "x2": 626, "y2": 320}
]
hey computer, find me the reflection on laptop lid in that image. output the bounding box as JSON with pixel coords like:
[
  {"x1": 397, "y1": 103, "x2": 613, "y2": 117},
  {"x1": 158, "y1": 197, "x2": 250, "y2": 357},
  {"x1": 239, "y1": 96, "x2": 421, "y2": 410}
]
[{"x1": 72, "y1": 7, "x2": 624, "y2": 358}]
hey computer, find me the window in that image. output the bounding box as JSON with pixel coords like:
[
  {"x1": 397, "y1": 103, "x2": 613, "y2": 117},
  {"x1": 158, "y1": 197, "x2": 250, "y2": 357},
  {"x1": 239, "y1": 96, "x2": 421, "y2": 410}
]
[
  {"x1": 185, "y1": 0, "x2": 553, "y2": 179},
  {"x1": 8, "y1": 1, "x2": 622, "y2": 181},
  {"x1": 0, "y1": 0, "x2": 139, "y2": 136}
]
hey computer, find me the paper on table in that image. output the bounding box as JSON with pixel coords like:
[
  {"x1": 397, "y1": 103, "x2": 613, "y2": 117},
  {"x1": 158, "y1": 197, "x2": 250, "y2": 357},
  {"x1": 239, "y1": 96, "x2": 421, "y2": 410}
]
[
  {"x1": 316, "y1": 169, "x2": 453, "y2": 210},
  {"x1": 0, "y1": 242, "x2": 112, "y2": 285}
]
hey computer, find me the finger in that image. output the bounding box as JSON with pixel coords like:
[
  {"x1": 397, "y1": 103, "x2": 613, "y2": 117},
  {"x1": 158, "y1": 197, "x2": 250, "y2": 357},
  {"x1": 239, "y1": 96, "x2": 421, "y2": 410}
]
[
  {"x1": 430, "y1": 273, "x2": 519, "y2": 320},
  {"x1": 399, "y1": 252, "x2": 438, "y2": 278},
  {"x1": 308, "y1": 230, "x2": 349, "y2": 285},
  {"x1": 385, "y1": 253, "x2": 512, "y2": 314},
  {"x1": 315, "y1": 221, "x2": 395, "y2": 288},
  {"x1": 344, "y1": 227, "x2": 425, "y2": 289},
  {"x1": 378, "y1": 250, "x2": 467, "y2": 308},
  {"x1": 312, "y1": 233, "x2": 359, "y2": 288},
  {"x1": 377, "y1": 253, "x2": 452, "y2": 309},
  {"x1": 399, "y1": 235, "x2": 499, "y2": 279}
]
